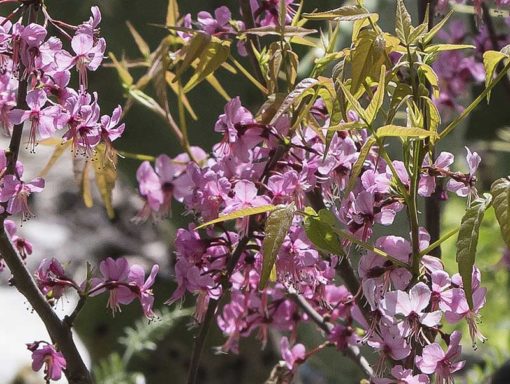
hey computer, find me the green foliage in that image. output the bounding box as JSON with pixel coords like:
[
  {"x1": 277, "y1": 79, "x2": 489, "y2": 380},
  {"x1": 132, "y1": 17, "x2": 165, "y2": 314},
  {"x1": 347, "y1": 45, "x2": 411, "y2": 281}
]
[
  {"x1": 456, "y1": 194, "x2": 493, "y2": 309},
  {"x1": 260, "y1": 203, "x2": 296, "y2": 289},
  {"x1": 94, "y1": 354, "x2": 142, "y2": 384},
  {"x1": 94, "y1": 307, "x2": 192, "y2": 382},
  {"x1": 491, "y1": 177, "x2": 510, "y2": 248},
  {"x1": 303, "y1": 207, "x2": 345, "y2": 255}
]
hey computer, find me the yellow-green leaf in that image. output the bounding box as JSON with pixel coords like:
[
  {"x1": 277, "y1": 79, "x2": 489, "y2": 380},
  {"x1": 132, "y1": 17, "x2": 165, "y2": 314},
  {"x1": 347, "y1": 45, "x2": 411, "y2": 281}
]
[
  {"x1": 303, "y1": 5, "x2": 377, "y2": 21},
  {"x1": 395, "y1": 0, "x2": 412, "y2": 45},
  {"x1": 422, "y1": 10, "x2": 453, "y2": 45},
  {"x1": 109, "y1": 53, "x2": 133, "y2": 88},
  {"x1": 456, "y1": 193, "x2": 492, "y2": 309},
  {"x1": 196, "y1": 205, "x2": 278, "y2": 229},
  {"x1": 126, "y1": 21, "x2": 151, "y2": 58},
  {"x1": 175, "y1": 32, "x2": 211, "y2": 80},
  {"x1": 259, "y1": 203, "x2": 296, "y2": 289},
  {"x1": 183, "y1": 39, "x2": 231, "y2": 93},
  {"x1": 39, "y1": 141, "x2": 72, "y2": 178},
  {"x1": 417, "y1": 63, "x2": 440, "y2": 99},
  {"x1": 270, "y1": 78, "x2": 319, "y2": 125},
  {"x1": 337, "y1": 81, "x2": 366, "y2": 122},
  {"x1": 328, "y1": 121, "x2": 366, "y2": 131},
  {"x1": 82, "y1": 160, "x2": 93, "y2": 209},
  {"x1": 166, "y1": 0, "x2": 179, "y2": 27},
  {"x1": 92, "y1": 144, "x2": 118, "y2": 219},
  {"x1": 491, "y1": 177, "x2": 510, "y2": 248},
  {"x1": 376, "y1": 125, "x2": 437, "y2": 139},
  {"x1": 365, "y1": 65, "x2": 386, "y2": 124},
  {"x1": 483, "y1": 50, "x2": 508, "y2": 101},
  {"x1": 165, "y1": 71, "x2": 198, "y2": 120},
  {"x1": 351, "y1": 31, "x2": 385, "y2": 94},
  {"x1": 245, "y1": 25, "x2": 315, "y2": 37},
  {"x1": 424, "y1": 44, "x2": 475, "y2": 53},
  {"x1": 345, "y1": 136, "x2": 376, "y2": 196}
]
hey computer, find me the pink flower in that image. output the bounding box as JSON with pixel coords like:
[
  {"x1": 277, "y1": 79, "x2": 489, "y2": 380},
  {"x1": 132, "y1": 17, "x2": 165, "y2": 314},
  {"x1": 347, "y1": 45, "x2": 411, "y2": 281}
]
[
  {"x1": 100, "y1": 105, "x2": 125, "y2": 158},
  {"x1": 223, "y1": 180, "x2": 270, "y2": 234},
  {"x1": 214, "y1": 97, "x2": 262, "y2": 162},
  {"x1": 374, "y1": 365, "x2": 430, "y2": 384},
  {"x1": 91, "y1": 257, "x2": 135, "y2": 314},
  {"x1": 57, "y1": 32, "x2": 106, "y2": 88},
  {"x1": 4, "y1": 219, "x2": 33, "y2": 259},
  {"x1": 34, "y1": 258, "x2": 71, "y2": 300},
  {"x1": 197, "y1": 7, "x2": 234, "y2": 36},
  {"x1": 280, "y1": 336, "x2": 305, "y2": 370},
  {"x1": 127, "y1": 264, "x2": 159, "y2": 318},
  {"x1": 0, "y1": 175, "x2": 45, "y2": 219},
  {"x1": 416, "y1": 331, "x2": 465, "y2": 384},
  {"x1": 29, "y1": 343, "x2": 67, "y2": 382},
  {"x1": 381, "y1": 282, "x2": 442, "y2": 340},
  {"x1": 8, "y1": 89, "x2": 62, "y2": 150},
  {"x1": 447, "y1": 147, "x2": 481, "y2": 197}
]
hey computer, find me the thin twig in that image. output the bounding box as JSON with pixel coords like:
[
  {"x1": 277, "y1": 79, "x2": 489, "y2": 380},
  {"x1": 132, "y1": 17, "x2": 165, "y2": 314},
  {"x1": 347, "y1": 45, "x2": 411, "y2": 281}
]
[
  {"x1": 186, "y1": 237, "x2": 249, "y2": 384},
  {"x1": 288, "y1": 292, "x2": 373, "y2": 378},
  {"x1": 238, "y1": 0, "x2": 265, "y2": 85}
]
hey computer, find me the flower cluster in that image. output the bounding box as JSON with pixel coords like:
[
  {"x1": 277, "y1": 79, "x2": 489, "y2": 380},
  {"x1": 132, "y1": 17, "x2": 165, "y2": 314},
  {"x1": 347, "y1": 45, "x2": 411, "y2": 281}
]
[
  {"x1": 0, "y1": 6, "x2": 124, "y2": 156},
  {"x1": 34, "y1": 256, "x2": 159, "y2": 318},
  {"x1": 135, "y1": 92, "x2": 487, "y2": 381}
]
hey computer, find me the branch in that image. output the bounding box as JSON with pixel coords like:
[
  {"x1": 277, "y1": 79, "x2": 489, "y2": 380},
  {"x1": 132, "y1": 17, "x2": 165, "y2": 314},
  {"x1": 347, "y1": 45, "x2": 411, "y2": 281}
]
[
  {"x1": 0, "y1": 4, "x2": 93, "y2": 383},
  {"x1": 288, "y1": 292, "x2": 373, "y2": 378}
]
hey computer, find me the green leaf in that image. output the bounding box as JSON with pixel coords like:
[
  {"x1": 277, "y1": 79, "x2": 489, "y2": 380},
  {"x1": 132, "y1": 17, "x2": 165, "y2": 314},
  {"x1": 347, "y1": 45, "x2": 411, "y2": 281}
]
[
  {"x1": 351, "y1": 31, "x2": 386, "y2": 94},
  {"x1": 491, "y1": 177, "x2": 510, "y2": 248},
  {"x1": 119, "y1": 307, "x2": 192, "y2": 362},
  {"x1": 376, "y1": 124, "x2": 437, "y2": 139},
  {"x1": 303, "y1": 208, "x2": 345, "y2": 255},
  {"x1": 303, "y1": 5, "x2": 377, "y2": 21},
  {"x1": 195, "y1": 205, "x2": 278, "y2": 229},
  {"x1": 395, "y1": 0, "x2": 412, "y2": 45},
  {"x1": 365, "y1": 65, "x2": 385, "y2": 124},
  {"x1": 184, "y1": 39, "x2": 231, "y2": 93},
  {"x1": 345, "y1": 136, "x2": 376, "y2": 196},
  {"x1": 483, "y1": 50, "x2": 508, "y2": 102},
  {"x1": 92, "y1": 144, "x2": 118, "y2": 219},
  {"x1": 456, "y1": 193, "x2": 493, "y2": 309},
  {"x1": 259, "y1": 204, "x2": 296, "y2": 289}
]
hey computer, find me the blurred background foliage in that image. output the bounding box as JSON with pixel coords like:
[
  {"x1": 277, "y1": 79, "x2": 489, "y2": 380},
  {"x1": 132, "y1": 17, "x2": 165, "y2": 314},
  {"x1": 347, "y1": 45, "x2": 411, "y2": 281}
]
[{"x1": 34, "y1": 0, "x2": 510, "y2": 383}]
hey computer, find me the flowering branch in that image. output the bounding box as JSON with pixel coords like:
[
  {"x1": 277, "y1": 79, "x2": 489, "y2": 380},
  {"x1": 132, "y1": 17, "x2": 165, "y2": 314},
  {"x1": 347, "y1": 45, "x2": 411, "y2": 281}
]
[{"x1": 0, "y1": 232, "x2": 93, "y2": 383}]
